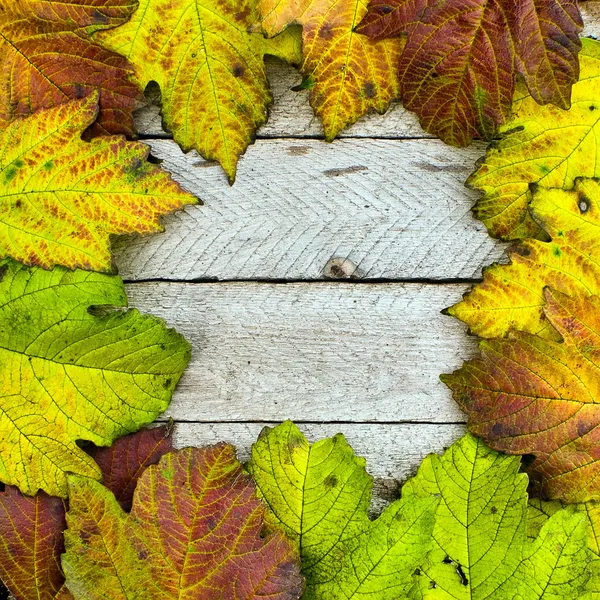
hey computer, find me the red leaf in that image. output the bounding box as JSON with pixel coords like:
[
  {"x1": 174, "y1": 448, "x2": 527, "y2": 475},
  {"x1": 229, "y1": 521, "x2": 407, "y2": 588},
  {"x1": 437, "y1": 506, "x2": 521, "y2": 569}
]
[
  {"x1": 89, "y1": 424, "x2": 173, "y2": 511},
  {"x1": 62, "y1": 445, "x2": 304, "y2": 599},
  {"x1": 0, "y1": 0, "x2": 142, "y2": 136},
  {"x1": 357, "y1": 0, "x2": 582, "y2": 145},
  {"x1": 0, "y1": 489, "x2": 66, "y2": 600}
]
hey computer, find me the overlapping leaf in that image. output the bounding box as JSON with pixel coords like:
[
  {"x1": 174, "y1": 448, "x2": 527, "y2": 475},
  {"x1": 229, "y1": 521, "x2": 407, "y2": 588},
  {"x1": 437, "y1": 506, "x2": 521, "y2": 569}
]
[
  {"x1": 357, "y1": 0, "x2": 582, "y2": 147},
  {"x1": 258, "y1": 0, "x2": 404, "y2": 142},
  {"x1": 62, "y1": 444, "x2": 304, "y2": 599},
  {"x1": 0, "y1": 260, "x2": 190, "y2": 497},
  {"x1": 447, "y1": 178, "x2": 600, "y2": 340},
  {"x1": 97, "y1": 0, "x2": 302, "y2": 183},
  {"x1": 404, "y1": 433, "x2": 590, "y2": 599},
  {"x1": 469, "y1": 37, "x2": 600, "y2": 240},
  {"x1": 0, "y1": 95, "x2": 196, "y2": 271},
  {"x1": 0, "y1": 0, "x2": 141, "y2": 136},
  {"x1": 247, "y1": 421, "x2": 439, "y2": 599},
  {"x1": 443, "y1": 289, "x2": 600, "y2": 503},
  {"x1": 0, "y1": 426, "x2": 173, "y2": 600},
  {"x1": 529, "y1": 499, "x2": 600, "y2": 599}
]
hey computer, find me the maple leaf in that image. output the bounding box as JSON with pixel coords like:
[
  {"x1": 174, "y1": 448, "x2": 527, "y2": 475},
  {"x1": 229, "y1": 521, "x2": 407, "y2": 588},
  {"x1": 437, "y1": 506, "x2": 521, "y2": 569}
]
[
  {"x1": 447, "y1": 178, "x2": 600, "y2": 340},
  {"x1": 0, "y1": 260, "x2": 190, "y2": 498},
  {"x1": 0, "y1": 426, "x2": 173, "y2": 600},
  {"x1": 97, "y1": 0, "x2": 302, "y2": 183},
  {"x1": 0, "y1": 0, "x2": 141, "y2": 136},
  {"x1": 0, "y1": 94, "x2": 195, "y2": 272},
  {"x1": 403, "y1": 433, "x2": 590, "y2": 599},
  {"x1": 247, "y1": 421, "x2": 438, "y2": 599},
  {"x1": 443, "y1": 288, "x2": 600, "y2": 503},
  {"x1": 357, "y1": 0, "x2": 582, "y2": 147},
  {"x1": 257, "y1": 0, "x2": 405, "y2": 142},
  {"x1": 62, "y1": 445, "x2": 304, "y2": 600},
  {"x1": 529, "y1": 499, "x2": 600, "y2": 600},
  {"x1": 469, "y1": 37, "x2": 600, "y2": 240}
]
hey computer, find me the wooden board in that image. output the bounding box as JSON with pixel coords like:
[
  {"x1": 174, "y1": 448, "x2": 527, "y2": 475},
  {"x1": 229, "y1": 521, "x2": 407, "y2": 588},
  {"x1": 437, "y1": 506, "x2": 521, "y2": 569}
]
[
  {"x1": 113, "y1": 138, "x2": 506, "y2": 282},
  {"x1": 126, "y1": 282, "x2": 471, "y2": 424}
]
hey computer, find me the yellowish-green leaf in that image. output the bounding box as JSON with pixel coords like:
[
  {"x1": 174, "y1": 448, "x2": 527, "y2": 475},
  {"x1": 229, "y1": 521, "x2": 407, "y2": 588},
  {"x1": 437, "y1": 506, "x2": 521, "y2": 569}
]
[
  {"x1": 447, "y1": 178, "x2": 600, "y2": 340},
  {"x1": 404, "y1": 434, "x2": 590, "y2": 599},
  {"x1": 0, "y1": 94, "x2": 195, "y2": 272},
  {"x1": 97, "y1": 0, "x2": 302, "y2": 183},
  {"x1": 0, "y1": 260, "x2": 190, "y2": 497},
  {"x1": 247, "y1": 421, "x2": 438, "y2": 599},
  {"x1": 529, "y1": 500, "x2": 600, "y2": 600},
  {"x1": 258, "y1": 0, "x2": 404, "y2": 140},
  {"x1": 470, "y1": 37, "x2": 600, "y2": 241}
]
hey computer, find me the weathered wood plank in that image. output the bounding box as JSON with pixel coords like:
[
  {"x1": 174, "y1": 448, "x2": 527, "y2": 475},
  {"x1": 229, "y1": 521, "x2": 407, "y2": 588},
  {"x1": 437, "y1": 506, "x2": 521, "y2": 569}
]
[
  {"x1": 113, "y1": 138, "x2": 506, "y2": 281},
  {"x1": 126, "y1": 281, "x2": 471, "y2": 423},
  {"x1": 171, "y1": 421, "x2": 465, "y2": 513},
  {"x1": 133, "y1": 3, "x2": 600, "y2": 140}
]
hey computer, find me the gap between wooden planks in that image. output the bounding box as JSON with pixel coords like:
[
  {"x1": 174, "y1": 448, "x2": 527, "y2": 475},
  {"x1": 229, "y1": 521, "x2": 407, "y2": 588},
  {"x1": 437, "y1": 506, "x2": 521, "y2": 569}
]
[{"x1": 119, "y1": 5, "x2": 600, "y2": 506}]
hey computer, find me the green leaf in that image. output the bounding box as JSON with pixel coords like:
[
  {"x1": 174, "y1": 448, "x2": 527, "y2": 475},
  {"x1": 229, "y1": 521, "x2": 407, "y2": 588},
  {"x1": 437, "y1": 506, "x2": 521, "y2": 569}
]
[
  {"x1": 403, "y1": 434, "x2": 590, "y2": 599},
  {"x1": 0, "y1": 260, "x2": 190, "y2": 497},
  {"x1": 529, "y1": 500, "x2": 600, "y2": 599},
  {"x1": 247, "y1": 421, "x2": 438, "y2": 599}
]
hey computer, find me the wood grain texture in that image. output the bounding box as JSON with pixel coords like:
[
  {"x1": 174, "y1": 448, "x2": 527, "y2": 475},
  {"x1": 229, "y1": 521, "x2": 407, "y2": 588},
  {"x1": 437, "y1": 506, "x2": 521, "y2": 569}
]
[
  {"x1": 113, "y1": 138, "x2": 506, "y2": 281},
  {"x1": 133, "y1": 3, "x2": 600, "y2": 140},
  {"x1": 171, "y1": 421, "x2": 465, "y2": 513},
  {"x1": 126, "y1": 281, "x2": 470, "y2": 423}
]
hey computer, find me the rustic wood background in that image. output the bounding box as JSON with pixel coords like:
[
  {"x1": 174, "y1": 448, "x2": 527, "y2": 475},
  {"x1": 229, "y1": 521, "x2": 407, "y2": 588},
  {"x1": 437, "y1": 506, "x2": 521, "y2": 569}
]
[{"x1": 111, "y1": 3, "x2": 600, "y2": 509}]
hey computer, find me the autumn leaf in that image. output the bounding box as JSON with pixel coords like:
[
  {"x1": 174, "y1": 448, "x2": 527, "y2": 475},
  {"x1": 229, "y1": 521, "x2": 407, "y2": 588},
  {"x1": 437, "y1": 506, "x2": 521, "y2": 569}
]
[
  {"x1": 443, "y1": 288, "x2": 600, "y2": 503},
  {"x1": 0, "y1": 426, "x2": 173, "y2": 600},
  {"x1": 88, "y1": 423, "x2": 173, "y2": 511},
  {"x1": 357, "y1": 0, "x2": 582, "y2": 147},
  {"x1": 0, "y1": 94, "x2": 195, "y2": 272},
  {"x1": 0, "y1": 489, "x2": 67, "y2": 600},
  {"x1": 529, "y1": 499, "x2": 600, "y2": 600},
  {"x1": 0, "y1": 0, "x2": 141, "y2": 136},
  {"x1": 469, "y1": 37, "x2": 600, "y2": 240},
  {"x1": 62, "y1": 445, "x2": 304, "y2": 600},
  {"x1": 257, "y1": 0, "x2": 404, "y2": 142},
  {"x1": 0, "y1": 261, "x2": 190, "y2": 497},
  {"x1": 97, "y1": 0, "x2": 302, "y2": 183},
  {"x1": 403, "y1": 433, "x2": 590, "y2": 599},
  {"x1": 247, "y1": 421, "x2": 438, "y2": 599},
  {"x1": 447, "y1": 178, "x2": 600, "y2": 340}
]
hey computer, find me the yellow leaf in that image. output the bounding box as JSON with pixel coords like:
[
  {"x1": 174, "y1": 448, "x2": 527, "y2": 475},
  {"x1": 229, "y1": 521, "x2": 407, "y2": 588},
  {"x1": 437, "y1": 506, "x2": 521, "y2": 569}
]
[
  {"x1": 0, "y1": 95, "x2": 195, "y2": 272},
  {"x1": 470, "y1": 37, "x2": 600, "y2": 240},
  {"x1": 258, "y1": 0, "x2": 404, "y2": 140},
  {"x1": 98, "y1": 0, "x2": 302, "y2": 183},
  {"x1": 448, "y1": 178, "x2": 600, "y2": 340}
]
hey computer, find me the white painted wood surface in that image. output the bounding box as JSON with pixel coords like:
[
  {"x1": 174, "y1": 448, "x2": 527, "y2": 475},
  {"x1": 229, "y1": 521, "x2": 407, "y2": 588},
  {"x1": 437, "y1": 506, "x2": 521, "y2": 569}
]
[
  {"x1": 126, "y1": 282, "x2": 470, "y2": 423},
  {"x1": 113, "y1": 139, "x2": 506, "y2": 281},
  {"x1": 121, "y1": 4, "x2": 600, "y2": 504}
]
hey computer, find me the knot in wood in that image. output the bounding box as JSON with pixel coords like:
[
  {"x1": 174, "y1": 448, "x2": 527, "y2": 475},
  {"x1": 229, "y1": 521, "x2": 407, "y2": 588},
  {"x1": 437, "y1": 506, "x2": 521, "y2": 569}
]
[{"x1": 323, "y1": 257, "x2": 358, "y2": 279}]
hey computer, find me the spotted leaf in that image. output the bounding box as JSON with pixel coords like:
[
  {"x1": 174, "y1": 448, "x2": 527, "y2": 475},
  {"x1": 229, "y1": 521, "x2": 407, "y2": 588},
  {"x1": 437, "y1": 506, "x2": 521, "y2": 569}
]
[
  {"x1": 0, "y1": 0, "x2": 141, "y2": 136},
  {"x1": 0, "y1": 95, "x2": 196, "y2": 271},
  {"x1": 98, "y1": 0, "x2": 302, "y2": 183},
  {"x1": 444, "y1": 289, "x2": 600, "y2": 503},
  {"x1": 258, "y1": 0, "x2": 404, "y2": 141}
]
